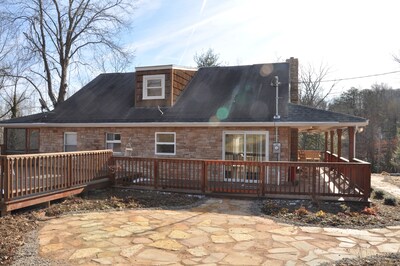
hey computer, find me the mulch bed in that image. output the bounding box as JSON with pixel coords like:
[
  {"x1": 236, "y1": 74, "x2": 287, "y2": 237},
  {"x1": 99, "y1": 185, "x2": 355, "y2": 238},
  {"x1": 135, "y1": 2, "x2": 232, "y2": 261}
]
[
  {"x1": 1, "y1": 187, "x2": 400, "y2": 265},
  {"x1": 258, "y1": 196, "x2": 400, "y2": 229}
]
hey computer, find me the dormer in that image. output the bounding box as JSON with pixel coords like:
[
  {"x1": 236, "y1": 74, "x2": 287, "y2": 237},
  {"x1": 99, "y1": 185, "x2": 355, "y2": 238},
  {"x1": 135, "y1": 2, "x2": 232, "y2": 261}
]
[{"x1": 135, "y1": 65, "x2": 197, "y2": 108}]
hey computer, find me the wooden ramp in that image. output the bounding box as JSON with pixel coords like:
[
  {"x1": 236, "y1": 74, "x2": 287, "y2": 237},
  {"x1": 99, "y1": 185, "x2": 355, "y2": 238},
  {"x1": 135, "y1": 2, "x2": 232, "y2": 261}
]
[{"x1": 1, "y1": 150, "x2": 113, "y2": 216}]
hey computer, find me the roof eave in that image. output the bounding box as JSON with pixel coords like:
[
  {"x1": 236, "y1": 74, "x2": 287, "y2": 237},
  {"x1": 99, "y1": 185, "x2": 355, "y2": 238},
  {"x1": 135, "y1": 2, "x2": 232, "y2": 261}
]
[{"x1": 0, "y1": 121, "x2": 368, "y2": 128}]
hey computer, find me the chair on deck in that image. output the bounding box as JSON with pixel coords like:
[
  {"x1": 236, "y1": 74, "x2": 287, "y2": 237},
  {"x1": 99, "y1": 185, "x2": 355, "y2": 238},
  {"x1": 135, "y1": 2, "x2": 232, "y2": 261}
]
[{"x1": 298, "y1": 150, "x2": 306, "y2": 161}]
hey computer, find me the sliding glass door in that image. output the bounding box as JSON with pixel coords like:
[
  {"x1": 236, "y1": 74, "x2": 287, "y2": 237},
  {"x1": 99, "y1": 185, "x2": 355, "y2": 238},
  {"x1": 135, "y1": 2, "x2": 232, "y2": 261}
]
[{"x1": 223, "y1": 131, "x2": 268, "y2": 182}]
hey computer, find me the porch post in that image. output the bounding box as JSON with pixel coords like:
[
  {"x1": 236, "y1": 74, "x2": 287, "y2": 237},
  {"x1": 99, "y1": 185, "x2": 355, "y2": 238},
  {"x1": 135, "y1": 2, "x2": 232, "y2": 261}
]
[
  {"x1": 330, "y1": 130, "x2": 334, "y2": 162},
  {"x1": 348, "y1": 127, "x2": 355, "y2": 161},
  {"x1": 324, "y1": 132, "x2": 328, "y2": 162},
  {"x1": 337, "y1": 129, "x2": 342, "y2": 161}
]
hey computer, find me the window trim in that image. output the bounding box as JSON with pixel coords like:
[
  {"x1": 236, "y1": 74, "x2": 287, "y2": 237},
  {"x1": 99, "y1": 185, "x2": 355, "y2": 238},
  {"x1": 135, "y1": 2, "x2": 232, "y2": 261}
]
[
  {"x1": 155, "y1": 132, "x2": 176, "y2": 155},
  {"x1": 143, "y1": 74, "x2": 165, "y2": 100},
  {"x1": 105, "y1": 133, "x2": 122, "y2": 155},
  {"x1": 64, "y1": 132, "x2": 77, "y2": 152}
]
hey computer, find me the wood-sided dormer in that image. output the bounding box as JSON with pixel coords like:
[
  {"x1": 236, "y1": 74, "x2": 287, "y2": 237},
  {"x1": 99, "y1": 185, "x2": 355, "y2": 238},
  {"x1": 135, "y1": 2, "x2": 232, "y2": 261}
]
[{"x1": 135, "y1": 65, "x2": 197, "y2": 108}]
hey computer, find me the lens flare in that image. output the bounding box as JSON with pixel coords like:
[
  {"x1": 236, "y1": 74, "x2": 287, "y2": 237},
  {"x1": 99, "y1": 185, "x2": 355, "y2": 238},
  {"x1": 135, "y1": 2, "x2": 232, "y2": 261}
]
[
  {"x1": 216, "y1": 107, "x2": 229, "y2": 120},
  {"x1": 259, "y1": 64, "x2": 274, "y2": 77}
]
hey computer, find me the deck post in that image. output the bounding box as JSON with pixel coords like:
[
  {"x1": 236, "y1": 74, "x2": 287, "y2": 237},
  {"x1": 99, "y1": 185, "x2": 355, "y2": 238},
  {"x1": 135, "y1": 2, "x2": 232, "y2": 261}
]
[
  {"x1": 312, "y1": 165, "x2": 316, "y2": 200},
  {"x1": 260, "y1": 164, "x2": 265, "y2": 197},
  {"x1": 107, "y1": 156, "x2": 116, "y2": 185},
  {"x1": 68, "y1": 155, "x2": 73, "y2": 187},
  {"x1": 0, "y1": 205, "x2": 10, "y2": 217},
  {"x1": 337, "y1": 129, "x2": 342, "y2": 160},
  {"x1": 4, "y1": 158, "x2": 10, "y2": 203},
  {"x1": 364, "y1": 163, "x2": 371, "y2": 202},
  {"x1": 330, "y1": 131, "x2": 334, "y2": 162},
  {"x1": 1, "y1": 158, "x2": 11, "y2": 216},
  {"x1": 348, "y1": 127, "x2": 355, "y2": 161},
  {"x1": 154, "y1": 160, "x2": 159, "y2": 189},
  {"x1": 324, "y1": 132, "x2": 328, "y2": 162},
  {"x1": 201, "y1": 161, "x2": 206, "y2": 193}
]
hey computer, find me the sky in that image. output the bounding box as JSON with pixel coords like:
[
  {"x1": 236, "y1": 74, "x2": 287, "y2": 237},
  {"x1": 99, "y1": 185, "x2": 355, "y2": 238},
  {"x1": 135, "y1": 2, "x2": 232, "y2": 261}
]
[{"x1": 124, "y1": 0, "x2": 400, "y2": 98}]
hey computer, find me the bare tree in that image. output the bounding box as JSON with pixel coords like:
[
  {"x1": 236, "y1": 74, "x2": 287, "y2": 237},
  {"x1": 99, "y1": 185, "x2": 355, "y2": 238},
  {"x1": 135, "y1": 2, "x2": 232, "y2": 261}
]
[
  {"x1": 1, "y1": 0, "x2": 136, "y2": 110},
  {"x1": 194, "y1": 48, "x2": 222, "y2": 68},
  {"x1": 0, "y1": 54, "x2": 34, "y2": 118},
  {"x1": 0, "y1": 79, "x2": 29, "y2": 119},
  {"x1": 299, "y1": 63, "x2": 336, "y2": 109},
  {"x1": 298, "y1": 62, "x2": 336, "y2": 150},
  {"x1": 394, "y1": 52, "x2": 400, "y2": 64}
]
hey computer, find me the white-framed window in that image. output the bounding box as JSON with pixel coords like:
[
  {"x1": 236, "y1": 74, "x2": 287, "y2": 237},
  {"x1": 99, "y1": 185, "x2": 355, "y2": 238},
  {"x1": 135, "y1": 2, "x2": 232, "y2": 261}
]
[
  {"x1": 106, "y1": 133, "x2": 122, "y2": 154},
  {"x1": 143, "y1": 74, "x2": 165, "y2": 100},
  {"x1": 64, "y1": 132, "x2": 77, "y2": 152},
  {"x1": 155, "y1": 132, "x2": 176, "y2": 155}
]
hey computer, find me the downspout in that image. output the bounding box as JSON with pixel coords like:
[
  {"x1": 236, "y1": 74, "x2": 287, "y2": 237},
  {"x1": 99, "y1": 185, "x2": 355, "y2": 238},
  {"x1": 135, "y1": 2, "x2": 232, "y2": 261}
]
[
  {"x1": 272, "y1": 76, "x2": 281, "y2": 162},
  {"x1": 272, "y1": 76, "x2": 281, "y2": 184}
]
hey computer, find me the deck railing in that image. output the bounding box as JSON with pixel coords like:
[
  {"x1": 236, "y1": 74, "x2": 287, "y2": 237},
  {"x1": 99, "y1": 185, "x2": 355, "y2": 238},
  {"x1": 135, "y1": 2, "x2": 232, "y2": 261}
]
[
  {"x1": 1, "y1": 150, "x2": 113, "y2": 209},
  {"x1": 112, "y1": 156, "x2": 371, "y2": 200},
  {"x1": 1, "y1": 151, "x2": 371, "y2": 215}
]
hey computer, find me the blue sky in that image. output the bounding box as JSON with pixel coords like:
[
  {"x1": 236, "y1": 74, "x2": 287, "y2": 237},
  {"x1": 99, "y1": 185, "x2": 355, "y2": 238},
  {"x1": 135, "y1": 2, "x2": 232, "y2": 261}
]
[{"x1": 124, "y1": 0, "x2": 400, "y2": 96}]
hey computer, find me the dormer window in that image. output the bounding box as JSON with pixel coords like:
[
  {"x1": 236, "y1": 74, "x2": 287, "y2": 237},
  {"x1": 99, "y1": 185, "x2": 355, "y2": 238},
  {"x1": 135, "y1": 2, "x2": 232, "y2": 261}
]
[{"x1": 143, "y1": 74, "x2": 165, "y2": 100}]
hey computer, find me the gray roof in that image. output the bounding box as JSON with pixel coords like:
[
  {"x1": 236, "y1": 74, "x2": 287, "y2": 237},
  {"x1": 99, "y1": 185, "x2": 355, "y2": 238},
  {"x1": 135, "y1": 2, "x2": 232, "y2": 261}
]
[
  {"x1": 0, "y1": 63, "x2": 367, "y2": 126},
  {"x1": 286, "y1": 103, "x2": 366, "y2": 123},
  {"x1": 162, "y1": 63, "x2": 289, "y2": 122}
]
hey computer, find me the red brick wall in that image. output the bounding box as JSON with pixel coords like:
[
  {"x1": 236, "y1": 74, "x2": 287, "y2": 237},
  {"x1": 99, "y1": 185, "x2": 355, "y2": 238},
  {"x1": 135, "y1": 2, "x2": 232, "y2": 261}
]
[{"x1": 39, "y1": 126, "x2": 291, "y2": 161}]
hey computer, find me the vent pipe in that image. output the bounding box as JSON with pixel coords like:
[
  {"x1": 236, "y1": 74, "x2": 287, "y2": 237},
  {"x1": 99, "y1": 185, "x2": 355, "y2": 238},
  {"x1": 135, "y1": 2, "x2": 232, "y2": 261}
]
[{"x1": 272, "y1": 76, "x2": 280, "y2": 120}]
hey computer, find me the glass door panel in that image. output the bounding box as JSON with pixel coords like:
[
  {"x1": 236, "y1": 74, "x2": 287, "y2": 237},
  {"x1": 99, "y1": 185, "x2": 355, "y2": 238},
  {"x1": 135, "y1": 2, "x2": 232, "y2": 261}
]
[
  {"x1": 224, "y1": 134, "x2": 244, "y2": 161},
  {"x1": 245, "y1": 134, "x2": 266, "y2": 181},
  {"x1": 224, "y1": 134, "x2": 244, "y2": 181},
  {"x1": 246, "y1": 134, "x2": 266, "y2": 162}
]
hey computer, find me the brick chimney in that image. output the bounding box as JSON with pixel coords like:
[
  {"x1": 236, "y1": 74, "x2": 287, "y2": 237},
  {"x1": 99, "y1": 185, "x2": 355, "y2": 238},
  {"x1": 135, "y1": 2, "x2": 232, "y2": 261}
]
[
  {"x1": 286, "y1": 57, "x2": 299, "y2": 161},
  {"x1": 286, "y1": 57, "x2": 299, "y2": 104}
]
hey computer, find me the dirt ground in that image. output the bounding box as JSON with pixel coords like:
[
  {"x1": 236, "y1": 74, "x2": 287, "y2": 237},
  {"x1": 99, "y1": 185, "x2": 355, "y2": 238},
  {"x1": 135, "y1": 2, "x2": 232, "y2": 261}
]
[
  {"x1": 1, "y1": 184, "x2": 400, "y2": 265},
  {"x1": 383, "y1": 174, "x2": 400, "y2": 187}
]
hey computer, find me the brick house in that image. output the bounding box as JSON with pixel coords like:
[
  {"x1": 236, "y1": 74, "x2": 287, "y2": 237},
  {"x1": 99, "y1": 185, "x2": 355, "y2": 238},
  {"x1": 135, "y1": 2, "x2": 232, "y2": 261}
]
[{"x1": 0, "y1": 58, "x2": 368, "y2": 163}]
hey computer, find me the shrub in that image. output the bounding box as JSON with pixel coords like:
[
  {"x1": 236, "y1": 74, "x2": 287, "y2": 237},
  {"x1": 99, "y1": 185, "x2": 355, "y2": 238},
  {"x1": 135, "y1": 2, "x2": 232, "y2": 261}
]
[
  {"x1": 373, "y1": 189, "x2": 385, "y2": 200},
  {"x1": 295, "y1": 206, "x2": 308, "y2": 216},
  {"x1": 340, "y1": 203, "x2": 351, "y2": 214},
  {"x1": 279, "y1": 208, "x2": 289, "y2": 215},
  {"x1": 361, "y1": 206, "x2": 377, "y2": 215},
  {"x1": 262, "y1": 201, "x2": 281, "y2": 215},
  {"x1": 316, "y1": 210, "x2": 326, "y2": 218},
  {"x1": 384, "y1": 197, "x2": 397, "y2": 206}
]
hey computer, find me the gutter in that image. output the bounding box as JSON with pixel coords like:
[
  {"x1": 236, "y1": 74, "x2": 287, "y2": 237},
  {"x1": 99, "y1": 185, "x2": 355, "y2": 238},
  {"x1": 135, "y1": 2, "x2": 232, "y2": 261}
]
[{"x1": 0, "y1": 121, "x2": 368, "y2": 128}]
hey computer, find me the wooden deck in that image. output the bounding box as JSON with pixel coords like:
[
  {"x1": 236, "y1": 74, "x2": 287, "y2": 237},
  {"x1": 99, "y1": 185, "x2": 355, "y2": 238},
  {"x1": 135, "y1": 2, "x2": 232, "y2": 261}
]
[
  {"x1": 1, "y1": 150, "x2": 113, "y2": 215},
  {"x1": 111, "y1": 156, "x2": 371, "y2": 201},
  {"x1": 1, "y1": 151, "x2": 371, "y2": 215}
]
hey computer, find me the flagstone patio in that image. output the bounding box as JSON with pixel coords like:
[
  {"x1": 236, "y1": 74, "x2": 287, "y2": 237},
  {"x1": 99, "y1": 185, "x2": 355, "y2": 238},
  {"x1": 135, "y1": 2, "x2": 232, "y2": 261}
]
[{"x1": 38, "y1": 198, "x2": 400, "y2": 265}]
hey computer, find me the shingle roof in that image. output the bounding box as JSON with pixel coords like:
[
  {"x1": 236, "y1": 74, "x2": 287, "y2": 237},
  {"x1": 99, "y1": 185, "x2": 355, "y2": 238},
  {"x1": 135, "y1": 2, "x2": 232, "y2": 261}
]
[
  {"x1": 285, "y1": 103, "x2": 366, "y2": 123},
  {"x1": 162, "y1": 63, "x2": 289, "y2": 122},
  {"x1": 0, "y1": 63, "x2": 367, "y2": 125},
  {"x1": 2, "y1": 72, "x2": 163, "y2": 124}
]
